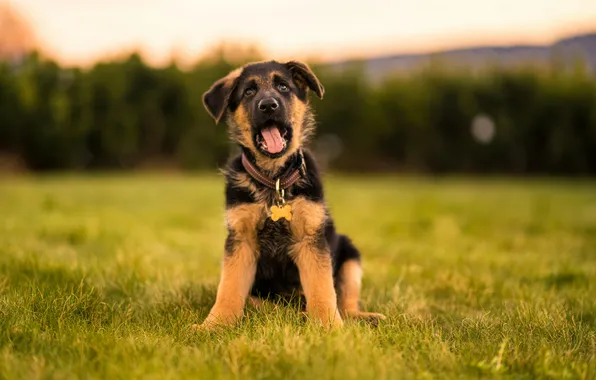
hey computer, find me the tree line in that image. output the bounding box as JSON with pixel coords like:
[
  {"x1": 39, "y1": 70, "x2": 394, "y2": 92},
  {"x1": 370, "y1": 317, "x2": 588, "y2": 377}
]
[{"x1": 1, "y1": 48, "x2": 595, "y2": 175}]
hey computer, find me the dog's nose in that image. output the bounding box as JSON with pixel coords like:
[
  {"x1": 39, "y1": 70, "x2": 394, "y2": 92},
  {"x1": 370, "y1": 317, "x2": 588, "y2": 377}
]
[{"x1": 258, "y1": 98, "x2": 279, "y2": 113}]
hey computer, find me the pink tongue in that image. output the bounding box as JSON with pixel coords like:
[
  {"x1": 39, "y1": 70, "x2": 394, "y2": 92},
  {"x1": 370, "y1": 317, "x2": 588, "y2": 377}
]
[{"x1": 261, "y1": 127, "x2": 284, "y2": 153}]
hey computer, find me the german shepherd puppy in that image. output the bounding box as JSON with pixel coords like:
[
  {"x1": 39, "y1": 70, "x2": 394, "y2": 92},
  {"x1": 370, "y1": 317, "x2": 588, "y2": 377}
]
[{"x1": 196, "y1": 60, "x2": 385, "y2": 329}]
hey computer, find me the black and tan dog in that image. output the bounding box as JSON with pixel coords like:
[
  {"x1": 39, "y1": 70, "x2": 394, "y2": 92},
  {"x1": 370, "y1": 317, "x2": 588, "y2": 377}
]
[{"x1": 196, "y1": 60, "x2": 385, "y2": 329}]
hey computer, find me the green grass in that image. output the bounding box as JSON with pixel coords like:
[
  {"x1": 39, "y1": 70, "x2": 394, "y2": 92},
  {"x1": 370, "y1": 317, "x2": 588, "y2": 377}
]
[{"x1": 0, "y1": 174, "x2": 595, "y2": 379}]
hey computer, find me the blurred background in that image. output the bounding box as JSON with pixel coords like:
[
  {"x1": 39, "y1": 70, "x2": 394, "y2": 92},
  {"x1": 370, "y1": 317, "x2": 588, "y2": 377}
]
[{"x1": 1, "y1": 0, "x2": 595, "y2": 175}]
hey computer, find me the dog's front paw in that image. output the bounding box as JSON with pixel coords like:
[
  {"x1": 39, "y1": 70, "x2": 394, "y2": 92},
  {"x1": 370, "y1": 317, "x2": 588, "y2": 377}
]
[{"x1": 306, "y1": 304, "x2": 344, "y2": 329}]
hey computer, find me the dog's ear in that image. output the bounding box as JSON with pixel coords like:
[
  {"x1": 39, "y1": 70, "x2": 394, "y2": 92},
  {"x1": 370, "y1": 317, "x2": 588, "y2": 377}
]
[
  {"x1": 203, "y1": 68, "x2": 242, "y2": 124},
  {"x1": 285, "y1": 61, "x2": 324, "y2": 99}
]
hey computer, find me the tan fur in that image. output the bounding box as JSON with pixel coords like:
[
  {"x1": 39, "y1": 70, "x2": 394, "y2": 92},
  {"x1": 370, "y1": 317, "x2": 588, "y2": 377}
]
[
  {"x1": 293, "y1": 75, "x2": 309, "y2": 92},
  {"x1": 337, "y1": 259, "x2": 386, "y2": 324},
  {"x1": 292, "y1": 242, "x2": 342, "y2": 328},
  {"x1": 288, "y1": 100, "x2": 312, "y2": 148},
  {"x1": 254, "y1": 155, "x2": 292, "y2": 175},
  {"x1": 337, "y1": 259, "x2": 362, "y2": 312},
  {"x1": 225, "y1": 203, "x2": 266, "y2": 239},
  {"x1": 228, "y1": 171, "x2": 258, "y2": 194},
  {"x1": 248, "y1": 296, "x2": 264, "y2": 308},
  {"x1": 230, "y1": 104, "x2": 253, "y2": 148},
  {"x1": 198, "y1": 247, "x2": 256, "y2": 329},
  {"x1": 288, "y1": 197, "x2": 326, "y2": 238},
  {"x1": 289, "y1": 197, "x2": 342, "y2": 328},
  {"x1": 196, "y1": 204, "x2": 265, "y2": 329},
  {"x1": 268, "y1": 70, "x2": 285, "y2": 80},
  {"x1": 228, "y1": 171, "x2": 270, "y2": 204},
  {"x1": 246, "y1": 75, "x2": 266, "y2": 85},
  {"x1": 286, "y1": 100, "x2": 304, "y2": 154}
]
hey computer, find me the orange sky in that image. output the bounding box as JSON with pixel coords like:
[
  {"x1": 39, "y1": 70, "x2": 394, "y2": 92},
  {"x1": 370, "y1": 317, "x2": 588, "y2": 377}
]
[{"x1": 8, "y1": 0, "x2": 596, "y2": 66}]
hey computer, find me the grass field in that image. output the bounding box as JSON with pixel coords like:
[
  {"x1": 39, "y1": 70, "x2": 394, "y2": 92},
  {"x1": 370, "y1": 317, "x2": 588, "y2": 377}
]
[{"x1": 0, "y1": 174, "x2": 595, "y2": 379}]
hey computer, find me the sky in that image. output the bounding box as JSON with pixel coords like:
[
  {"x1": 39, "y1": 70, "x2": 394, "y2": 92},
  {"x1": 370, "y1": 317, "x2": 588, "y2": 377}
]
[{"x1": 7, "y1": 0, "x2": 596, "y2": 66}]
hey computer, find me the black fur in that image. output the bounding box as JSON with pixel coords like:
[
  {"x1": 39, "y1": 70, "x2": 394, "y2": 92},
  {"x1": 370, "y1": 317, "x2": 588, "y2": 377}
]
[
  {"x1": 224, "y1": 229, "x2": 237, "y2": 256},
  {"x1": 285, "y1": 61, "x2": 325, "y2": 100},
  {"x1": 203, "y1": 75, "x2": 240, "y2": 124},
  {"x1": 224, "y1": 149, "x2": 361, "y2": 302},
  {"x1": 210, "y1": 60, "x2": 362, "y2": 308}
]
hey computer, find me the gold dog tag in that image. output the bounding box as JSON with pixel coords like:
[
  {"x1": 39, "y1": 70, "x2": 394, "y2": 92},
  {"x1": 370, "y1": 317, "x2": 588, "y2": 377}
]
[
  {"x1": 270, "y1": 204, "x2": 292, "y2": 222},
  {"x1": 270, "y1": 178, "x2": 292, "y2": 222}
]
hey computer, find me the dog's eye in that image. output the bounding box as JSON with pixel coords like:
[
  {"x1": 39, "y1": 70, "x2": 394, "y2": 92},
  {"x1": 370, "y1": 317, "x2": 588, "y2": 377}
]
[
  {"x1": 244, "y1": 88, "x2": 256, "y2": 97},
  {"x1": 277, "y1": 83, "x2": 289, "y2": 92}
]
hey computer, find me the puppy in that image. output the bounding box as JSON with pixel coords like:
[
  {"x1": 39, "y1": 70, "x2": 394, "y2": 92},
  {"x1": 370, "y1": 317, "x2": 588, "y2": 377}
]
[{"x1": 197, "y1": 60, "x2": 385, "y2": 329}]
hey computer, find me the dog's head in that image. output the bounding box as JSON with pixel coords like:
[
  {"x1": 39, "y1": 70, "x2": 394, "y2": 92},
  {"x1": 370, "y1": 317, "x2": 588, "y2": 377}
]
[{"x1": 203, "y1": 61, "x2": 324, "y2": 167}]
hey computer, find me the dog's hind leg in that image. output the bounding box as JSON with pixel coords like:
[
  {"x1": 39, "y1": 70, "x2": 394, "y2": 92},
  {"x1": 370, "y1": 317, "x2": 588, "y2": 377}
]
[{"x1": 335, "y1": 235, "x2": 386, "y2": 325}]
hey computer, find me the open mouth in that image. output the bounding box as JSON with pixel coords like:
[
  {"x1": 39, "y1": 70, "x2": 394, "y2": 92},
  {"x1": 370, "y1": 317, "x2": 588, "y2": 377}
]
[{"x1": 254, "y1": 121, "x2": 291, "y2": 157}]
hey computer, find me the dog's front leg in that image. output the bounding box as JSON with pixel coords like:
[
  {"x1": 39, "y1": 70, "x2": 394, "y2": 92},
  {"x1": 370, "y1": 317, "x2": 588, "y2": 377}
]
[
  {"x1": 199, "y1": 243, "x2": 256, "y2": 329},
  {"x1": 290, "y1": 198, "x2": 343, "y2": 328},
  {"x1": 198, "y1": 204, "x2": 262, "y2": 330}
]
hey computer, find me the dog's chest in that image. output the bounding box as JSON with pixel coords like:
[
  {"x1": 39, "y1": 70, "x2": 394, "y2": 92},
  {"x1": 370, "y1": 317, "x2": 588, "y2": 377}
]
[
  {"x1": 253, "y1": 216, "x2": 301, "y2": 296},
  {"x1": 257, "y1": 217, "x2": 292, "y2": 259}
]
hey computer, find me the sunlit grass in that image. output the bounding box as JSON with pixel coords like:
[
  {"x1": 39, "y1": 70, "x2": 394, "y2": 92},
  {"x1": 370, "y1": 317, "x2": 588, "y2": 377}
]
[{"x1": 0, "y1": 175, "x2": 595, "y2": 379}]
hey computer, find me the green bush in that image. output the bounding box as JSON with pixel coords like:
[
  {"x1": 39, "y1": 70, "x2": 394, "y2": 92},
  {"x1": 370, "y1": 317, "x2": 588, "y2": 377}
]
[{"x1": 1, "y1": 51, "x2": 595, "y2": 175}]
